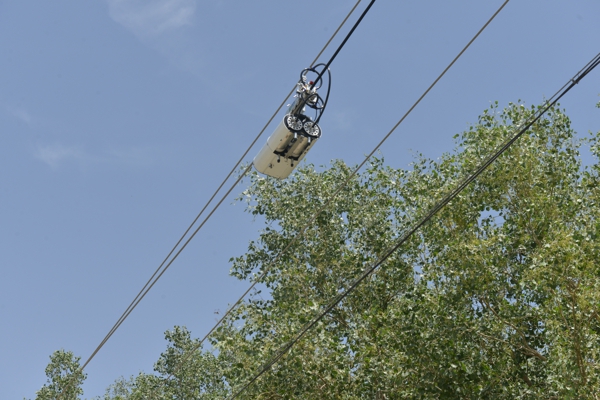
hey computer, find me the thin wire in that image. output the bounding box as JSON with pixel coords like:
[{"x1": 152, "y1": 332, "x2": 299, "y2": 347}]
[
  {"x1": 311, "y1": 0, "x2": 364, "y2": 66},
  {"x1": 54, "y1": 173, "x2": 254, "y2": 400},
  {"x1": 83, "y1": 163, "x2": 252, "y2": 369},
  {"x1": 313, "y1": 0, "x2": 376, "y2": 88},
  {"x1": 178, "y1": 0, "x2": 510, "y2": 371},
  {"x1": 53, "y1": 2, "x2": 365, "y2": 398},
  {"x1": 230, "y1": 52, "x2": 600, "y2": 400},
  {"x1": 299, "y1": 0, "x2": 377, "y2": 117},
  {"x1": 55, "y1": 166, "x2": 254, "y2": 400}
]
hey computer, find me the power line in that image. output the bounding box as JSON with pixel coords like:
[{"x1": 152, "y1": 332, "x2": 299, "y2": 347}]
[
  {"x1": 53, "y1": 2, "x2": 366, "y2": 398},
  {"x1": 56, "y1": 165, "x2": 255, "y2": 399},
  {"x1": 313, "y1": 0, "x2": 376, "y2": 87},
  {"x1": 229, "y1": 51, "x2": 600, "y2": 400},
  {"x1": 83, "y1": 163, "x2": 252, "y2": 369},
  {"x1": 171, "y1": 0, "x2": 510, "y2": 383}
]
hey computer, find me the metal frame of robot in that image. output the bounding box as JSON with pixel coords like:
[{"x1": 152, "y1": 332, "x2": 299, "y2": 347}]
[{"x1": 253, "y1": 67, "x2": 330, "y2": 179}]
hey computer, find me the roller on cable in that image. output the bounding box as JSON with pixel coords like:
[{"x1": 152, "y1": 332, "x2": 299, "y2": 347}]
[{"x1": 253, "y1": 65, "x2": 331, "y2": 179}]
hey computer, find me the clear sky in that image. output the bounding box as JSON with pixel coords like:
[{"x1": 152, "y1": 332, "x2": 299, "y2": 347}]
[{"x1": 1, "y1": 1, "x2": 599, "y2": 398}]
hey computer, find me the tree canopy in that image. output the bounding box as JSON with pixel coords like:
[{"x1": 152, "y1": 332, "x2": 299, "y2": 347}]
[
  {"x1": 34, "y1": 102, "x2": 600, "y2": 399},
  {"x1": 33, "y1": 350, "x2": 86, "y2": 400}
]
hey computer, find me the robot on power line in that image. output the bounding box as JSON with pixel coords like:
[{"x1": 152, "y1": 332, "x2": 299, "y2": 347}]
[{"x1": 253, "y1": 65, "x2": 331, "y2": 179}]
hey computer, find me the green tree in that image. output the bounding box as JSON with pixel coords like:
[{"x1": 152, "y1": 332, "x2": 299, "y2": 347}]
[
  {"x1": 104, "y1": 101, "x2": 600, "y2": 398},
  {"x1": 33, "y1": 350, "x2": 86, "y2": 400}
]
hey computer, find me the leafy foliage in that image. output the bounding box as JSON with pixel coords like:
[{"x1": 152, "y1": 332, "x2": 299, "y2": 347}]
[
  {"x1": 38, "y1": 102, "x2": 600, "y2": 399},
  {"x1": 33, "y1": 350, "x2": 86, "y2": 400}
]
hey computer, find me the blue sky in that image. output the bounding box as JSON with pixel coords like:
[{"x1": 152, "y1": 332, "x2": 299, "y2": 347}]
[{"x1": 1, "y1": 1, "x2": 599, "y2": 398}]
